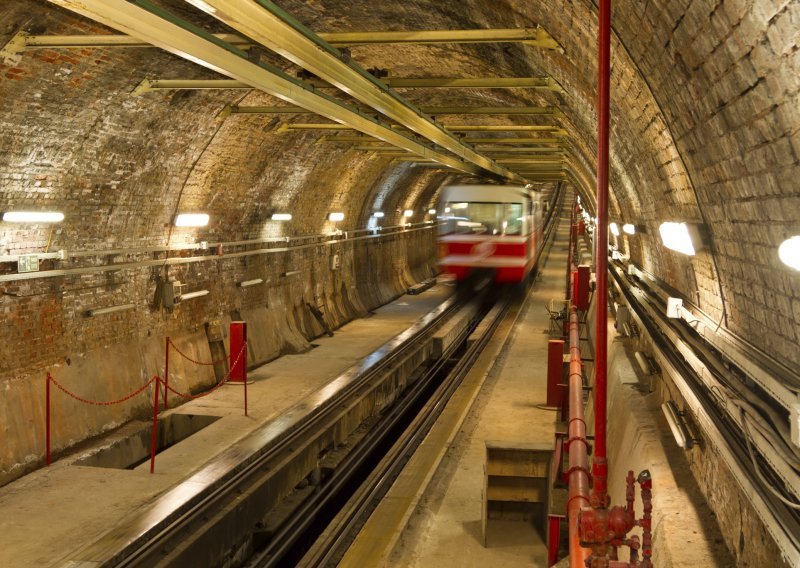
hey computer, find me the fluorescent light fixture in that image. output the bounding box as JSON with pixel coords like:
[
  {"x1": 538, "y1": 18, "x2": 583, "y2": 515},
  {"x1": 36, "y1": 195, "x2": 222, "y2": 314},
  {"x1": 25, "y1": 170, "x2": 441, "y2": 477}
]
[
  {"x1": 661, "y1": 400, "x2": 695, "y2": 449},
  {"x1": 659, "y1": 222, "x2": 698, "y2": 256},
  {"x1": 609, "y1": 222, "x2": 620, "y2": 236},
  {"x1": 271, "y1": 213, "x2": 292, "y2": 221},
  {"x1": 403, "y1": 209, "x2": 414, "y2": 218},
  {"x1": 428, "y1": 208, "x2": 437, "y2": 215},
  {"x1": 175, "y1": 213, "x2": 209, "y2": 227},
  {"x1": 623, "y1": 223, "x2": 636, "y2": 235},
  {"x1": 180, "y1": 289, "x2": 209, "y2": 300},
  {"x1": 3, "y1": 211, "x2": 64, "y2": 223},
  {"x1": 778, "y1": 236, "x2": 800, "y2": 270},
  {"x1": 86, "y1": 303, "x2": 136, "y2": 317},
  {"x1": 328, "y1": 212, "x2": 345, "y2": 222},
  {"x1": 237, "y1": 278, "x2": 264, "y2": 288},
  {"x1": 373, "y1": 211, "x2": 385, "y2": 218},
  {"x1": 283, "y1": 270, "x2": 302, "y2": 277},
  {"x1": 444, "y1": 207, "x2": 451, "y2": 213}
]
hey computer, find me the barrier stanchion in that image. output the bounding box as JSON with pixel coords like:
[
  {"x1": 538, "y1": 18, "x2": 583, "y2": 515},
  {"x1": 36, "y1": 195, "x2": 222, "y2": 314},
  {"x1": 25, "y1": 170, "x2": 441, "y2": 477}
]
[
  {"x1": 46, "y1": 373, "x2": 51, "y2": 466},
  {"x1": 164, "y1": 336, "x2": 170, "y2": 411},
  {"x1": 150, "y1": 377, "x2": 161, "y2": 474}
]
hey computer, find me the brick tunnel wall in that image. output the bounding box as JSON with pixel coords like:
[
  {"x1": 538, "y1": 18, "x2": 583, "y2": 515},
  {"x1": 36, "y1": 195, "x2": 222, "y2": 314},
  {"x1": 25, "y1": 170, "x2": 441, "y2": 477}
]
[{"x1": 0, "y1": 1, "x2": 446, "y2": 485}]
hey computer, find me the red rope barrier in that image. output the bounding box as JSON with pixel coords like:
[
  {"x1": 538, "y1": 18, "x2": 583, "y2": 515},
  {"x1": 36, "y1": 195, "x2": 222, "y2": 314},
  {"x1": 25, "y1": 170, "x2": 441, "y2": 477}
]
[
  {"x1": 163, "y1": 342, "x2": 247, "y2": 400},
  {"x1": 48, "y1": 374, "x2": 158, "y2": 406},
  {"x1": 167, "y1": 338, "x2": 227, "y2": 366}
]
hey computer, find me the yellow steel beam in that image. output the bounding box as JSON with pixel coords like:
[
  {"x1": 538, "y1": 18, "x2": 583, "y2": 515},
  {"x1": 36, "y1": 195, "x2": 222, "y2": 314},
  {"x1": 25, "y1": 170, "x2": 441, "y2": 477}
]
[
  {"x1": 282, "y1": 123, "x2": 567, "y2": 134},
  {"x1": 3, "y1": 26, "x2": 562, "y2": 53},
  {"x1": 463, "y1": 137, "x2": 564, "y2": 144},
  {"x1": 133, "y1": 76, "x2": 565, "y2": 94},
  {"x1": 478, "y1": 147, "x2": 566, "y2": 154},
  {"x1": 44, "y1": 0, "x2": 496, "y2": 179},
  {"x1": 176, "y1": 0, "x2": 525, "y2": 183},
  {"x1": 228, "y1": 105, "x2": 562, "y2": 117}
]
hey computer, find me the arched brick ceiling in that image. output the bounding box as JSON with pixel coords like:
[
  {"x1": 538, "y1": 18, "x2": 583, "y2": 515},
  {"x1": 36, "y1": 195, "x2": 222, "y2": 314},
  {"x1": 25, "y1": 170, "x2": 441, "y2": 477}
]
[{"x1": 1, "y1": 0, "x2": 798, "y2": 367}]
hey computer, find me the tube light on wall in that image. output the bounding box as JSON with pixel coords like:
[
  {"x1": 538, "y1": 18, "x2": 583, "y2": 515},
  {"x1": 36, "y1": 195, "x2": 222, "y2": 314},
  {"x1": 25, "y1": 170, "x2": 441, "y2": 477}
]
[
  {"x1": 86, "y1": 303, "x2": 136, "y2": 317},
  {"x1": 622, "y1": 223, "x2": 636, "y2": 235},
  {"x1": 237, "y1": 278, "x2": 264, "y2": 288},
  {"x1": 609, "y1": 222, "x2": 620, "y2": 236},
  {"x1": 778, "y1": 236, "x2": 800, "y2": 270},
  {"x1": 328, "y1": 212, "x2": 345, "y2": 222},
  {"x1": 372, "y1": 211, "x2": 385, "y2": 218},
  {"x1": 403, "y1": 209, "x2": 414, "y2": 218},
  {"x1": 175, "y1": 213, "x2": 209, "y2": 227},
  {"x1": 271, "y1": 213, "x2": 292, "y2": 221},
  {"x1": 658, "y1": 222, "x2": 700, "y2": 256},
  {"x1": 180, "y1": 289, "x2": 209, "y2": 301},
  {"x1": 2, "y1": 211, "x2": 64, "y2": 223}
]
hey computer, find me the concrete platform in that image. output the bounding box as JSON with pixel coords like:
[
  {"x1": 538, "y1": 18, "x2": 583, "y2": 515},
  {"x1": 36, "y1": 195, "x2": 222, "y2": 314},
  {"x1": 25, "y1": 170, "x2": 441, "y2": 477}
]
[{"x1": 0, "y1": 284, "x2": 452, "y2": 568}]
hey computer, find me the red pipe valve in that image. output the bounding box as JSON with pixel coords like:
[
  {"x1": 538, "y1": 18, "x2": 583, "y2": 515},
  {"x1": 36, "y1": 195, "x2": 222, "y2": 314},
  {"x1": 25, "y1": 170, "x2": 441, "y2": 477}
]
[{"x1": 577, "y1": 469, "x2": 653, "y2": 568}]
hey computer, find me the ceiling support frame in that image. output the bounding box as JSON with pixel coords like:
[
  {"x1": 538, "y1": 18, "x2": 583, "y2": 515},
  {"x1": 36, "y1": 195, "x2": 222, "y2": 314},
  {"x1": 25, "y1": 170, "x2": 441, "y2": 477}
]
[{"x1": 45, "y1": 0, "x2": 514, "y2": 180}]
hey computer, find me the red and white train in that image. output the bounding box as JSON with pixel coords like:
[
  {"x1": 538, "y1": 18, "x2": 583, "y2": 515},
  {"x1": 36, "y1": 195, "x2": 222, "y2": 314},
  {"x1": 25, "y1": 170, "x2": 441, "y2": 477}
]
[{"x1": 437, "y1": 184, "x2": 545, "y2": 284}]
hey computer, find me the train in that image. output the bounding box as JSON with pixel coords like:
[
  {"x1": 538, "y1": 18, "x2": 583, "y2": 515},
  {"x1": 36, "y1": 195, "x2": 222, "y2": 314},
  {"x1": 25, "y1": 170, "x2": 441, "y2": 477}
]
[{"x1": 437, "y1": 184, "x2": 545, "y2": 284}]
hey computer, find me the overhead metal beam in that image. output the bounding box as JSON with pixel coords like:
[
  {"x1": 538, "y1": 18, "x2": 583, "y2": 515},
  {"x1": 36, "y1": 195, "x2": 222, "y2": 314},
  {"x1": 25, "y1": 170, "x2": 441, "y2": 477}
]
[
  {"x1": 463, "y1": 137, "x2": 564, "y2": 144},
  {"x1": 180, "y1": 0, "x2": 525, "y2": 182},
  {"x1": 226, "y1": 105, "x2": 562, "y2": 117},
  {"x1": 1, "y1": 27, "x2": 562, "y2": 63},
  {"x1": 478, "y1": 147, "x2": 567, "y2": 154},
  {"x1": 45, "y1": 0, "x2": 513, "y2": 180},
  {"x1": 132, "y1": 76, "x2": 565, "y2": 95},
  {"x1": 279, "y1": 123, "x2": 567, "y2": 135}
]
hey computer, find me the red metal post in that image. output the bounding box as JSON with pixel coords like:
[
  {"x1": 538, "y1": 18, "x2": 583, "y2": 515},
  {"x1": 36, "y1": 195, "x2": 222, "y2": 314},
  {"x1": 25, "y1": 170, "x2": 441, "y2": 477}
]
[
  {"x1": 150, "y1": 377, "x2": 160, "y2": 474},
  {"x1": 46, "y1": 373, "x2": 51, "y2": 466},
  {"x1": 547, "y1": 340, "x2": 566, "y2": 407},
  {"x1": 229, "y1": 322, "x2": 247, "y2": 383},
  {"x1": 593, "y1": 0, "x2": 611, "y2": 509},
  {"x1": 548, "y1": 514, "x2": 565, "y2": 566},
  {"x1": 164, "y1": 336, "x2": 170, "y2": 410},
  {"x1": 567, "y1": 307, "x2": 591, "y2": 567}
]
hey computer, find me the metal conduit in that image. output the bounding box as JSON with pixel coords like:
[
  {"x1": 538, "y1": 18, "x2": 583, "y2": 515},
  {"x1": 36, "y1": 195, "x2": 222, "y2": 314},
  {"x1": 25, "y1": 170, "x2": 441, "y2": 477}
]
[{"x1": 568, "y1": 305, "x2": 592, "y2": 567}]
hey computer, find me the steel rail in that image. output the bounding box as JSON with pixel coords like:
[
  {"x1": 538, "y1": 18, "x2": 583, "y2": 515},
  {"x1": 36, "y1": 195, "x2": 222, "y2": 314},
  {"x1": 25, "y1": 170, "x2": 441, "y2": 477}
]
[
  {"x1": 609, "y1": 265, "x2": 800, "y2": 565},
  {"x1": 45, "y1": 0, "x2": 504, "y2": 179},
  {"x1": 180, "y1": 0, "x2": 525, "y2": 182},
  {"x1": 72, "y1": 291, "x2": 467, "y2": 568},
  {"x1": 254, "y1": 292, "x2": 501, "y2": 567}
]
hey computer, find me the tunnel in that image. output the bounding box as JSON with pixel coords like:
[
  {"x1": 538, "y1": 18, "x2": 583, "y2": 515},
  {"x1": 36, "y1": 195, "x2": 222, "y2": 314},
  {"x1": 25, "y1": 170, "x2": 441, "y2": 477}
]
[{"x1": 0, "y1": 1, "x2": 798, "y2": 567}]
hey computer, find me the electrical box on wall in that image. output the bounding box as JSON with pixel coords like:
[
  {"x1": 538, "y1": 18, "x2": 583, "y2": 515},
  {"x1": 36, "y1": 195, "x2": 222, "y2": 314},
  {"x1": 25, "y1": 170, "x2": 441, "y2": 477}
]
[
  {"x1": 666, "y1": 297, "x2": 683, "y2": 318},
  {"x1": 160, "y1": 280, "x2": 184, "y2": 308},
  {"x1": 330, "y1": 253, "x2": 341, "y2": 270},
  {"x1": 18, "y1": 254, "x2": 39, "y2": 273}
]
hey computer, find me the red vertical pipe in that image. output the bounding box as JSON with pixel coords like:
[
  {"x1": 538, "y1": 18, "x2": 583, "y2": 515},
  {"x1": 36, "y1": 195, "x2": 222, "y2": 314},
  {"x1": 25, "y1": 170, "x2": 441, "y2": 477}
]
[
  {"x1": 46, "y1": 373, "x2": 51, "y2": 466},
  {"x1": 567, "y1": 307, "x2": 591, "y2": 567},
  {"x1": 593, "y1": 0, "x2": 611, "y2": 506},
  {"x1": 164, "y1": 337, "x2": 170, "y2": 410},
  {"x1": 150, "y1": 377, "x2": 160, "y2": 474}
]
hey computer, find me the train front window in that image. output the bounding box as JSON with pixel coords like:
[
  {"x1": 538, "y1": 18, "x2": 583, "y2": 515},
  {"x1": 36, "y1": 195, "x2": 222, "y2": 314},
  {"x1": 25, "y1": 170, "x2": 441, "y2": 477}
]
[{"x1": 440, "y1": 202, "x2": 524, "y2": 236}]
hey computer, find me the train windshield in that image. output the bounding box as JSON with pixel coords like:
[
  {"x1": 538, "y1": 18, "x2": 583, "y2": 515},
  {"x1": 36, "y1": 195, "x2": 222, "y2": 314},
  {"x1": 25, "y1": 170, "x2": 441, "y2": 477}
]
[{"x1": 439, "y1": 202, "x2": 524, "y2": 236}]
